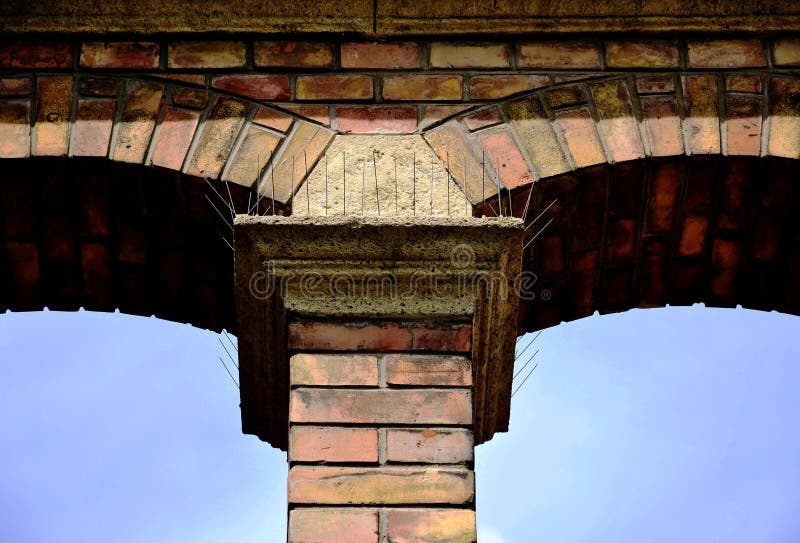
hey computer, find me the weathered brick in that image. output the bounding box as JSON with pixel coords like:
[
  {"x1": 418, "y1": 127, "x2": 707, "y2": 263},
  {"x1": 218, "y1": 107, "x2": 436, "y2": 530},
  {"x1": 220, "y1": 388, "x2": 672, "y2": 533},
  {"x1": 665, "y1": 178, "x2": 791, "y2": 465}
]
[
  {"x1": 430, "y1": 42, "x2": 511, "y2": 69},
  {"x1": 288, "y1": 321, "x2": 471, "y2": 352},
  {"x1": 773, "y1": 38, "x2": 800, "y2": 66},
  {"x1": 255, "y1": 41, "x2": 334, "y2": 68},
  {"x1": 605, "y1": 40, "x2": 680, "y2": 68},
  {"x1": 72, "y1": 99, "x2": 116, "y2": 157},
  {"x1": 283, "y1": 104, "x2": 331, "y2": 127},
  {"x1": 384, "y1": 354, "x2": 471, "y2": 386},
  {"x1": 6, "y1": 242, "x2": 39, "y2": 305},
  {"x1": 386, "y1": 509, "x2": 476, "y2": 543},
  {"x1": 546, "y1": 85, "x2": 586, "y2": 109},
  {"x1": 290, "y1": 427, "x2": 379, "y2": 463},
  {"x1": 336, "y1": 106, "x2": 417, "y2": 134},
  {"x1": 382, "y1": 75, "x2": 462, "y2": 101},
  {"x1": 636, "y1": 75, "x2": 675, "y2": 95},
  {"x1": 222, "y1": 127, "x2": 281, "y2": 186},
  {"x1": 468, "y1": 74, "x2": 549, "y2": 100},
  {"x1": 289, "y1": 508, "x2": 378, "y2": 543},
  {"x1": 768, "y1": 78, "x2": 800, "y2": 158},
  {"x1": 80, "y1": 42, "x2": 159, "y2": 69},
  {"x1": 725, "y1": 95, "x2": 762, "y2": 156},
  {"x1": 682, "y1": 75, "x2": 721, "y2": 155},
  {"x1": 172, "y1": 88, "x2": 208, "y2": 109},
  {"x1": 81, "y1": 243, "x2": 112, "y2": 309},
  {"x1": 0, "y1": 78, "x2": 31, "y2": 96},
  {"x1": 260, "y1": 121, "x2": 334, "y2": 201},
  {"x1": 341, "y1": 42, "x2": 421, "y2": 69},
  {"x1": 253, "y1": 107, "x2": 294, "y2": 132},
  {"x1": 0, "y1": 101, "x2": 30, "y2": 158},
  {"x1": 386, "y1": 428, "x2": 474, "y2": 464},
  {"x1": 112, "y1": 81, "x2": 164, "y2": 164},
  {"x1": 726, "y1": 74, "x2": 762, "y2": 94},
  {"x1": 463, "y1": 107, "x2": 503, "y2": 131},
  {"x1": 710, "y1": 239, "x2": 742, "y2": 299},
  {"x1": 153, "y1": 74, "x2": 206, "y2": 86},
  {"x1": 0, "y1": 39, "x2": 72, "y2": 68},
  {"x1": 34, "y1": 76, "x2": 72, "y2": 156},
  {"x1": 422, "y1": 120, "x2": 487, "y2": 202},
  {"x1": 641, "y1": 96, "x2": 684, "y2": 157},
  {"x1": 168, "y1": 41, "x2": 246, "y2": 68},
  {"x1": 79, "y1": 77, "x2": 120, "y2": 97},
  {"x1": 290, "y1": 389, "x2": 472, "y2": 425},
  {"x1": 421, "y1": 105, "x2": 472, "y2": 129},
  {"x1": 505, "y1": 96, "x2": 570, "y2": 179},
  {"x1": 591, "y1": 80, "x2": 645, "y2": 163},
  {"x1": 288, "y1": 466, "x2": 474, "y2": 504},
  {"x1": 646, "y1": 162, "x2": 681, "y2": 234},
  {"x1": 518, "y1": 41, "x2": 599, "y2": 69},
  {"x1": 291, "y1": 353, "x2": 379, "y2": 386},
  {"x1": 149, "y1": 107, "x2": 199, "y2": 170},
  {"x1": 296, "y1": 75, "x2": 373, "y2": 101},
  {"x1": 555, "y1": 107, "x2": 607, "y2": 168},
  {"x1": 186, "y1": 97, "x2": 249, "y2": 178},
  {"x1": 679, "y1": 215, "x2": 709, "y2": 256},
  {"x1": 688, "y1": 39, "x2": 767, "y2": 68},
  {"x1": 477, "y1": 128, "x2": 532, "y2": 189},
  {"x1": 211, "y1": 75, "x2": 291, "y2": 101}
]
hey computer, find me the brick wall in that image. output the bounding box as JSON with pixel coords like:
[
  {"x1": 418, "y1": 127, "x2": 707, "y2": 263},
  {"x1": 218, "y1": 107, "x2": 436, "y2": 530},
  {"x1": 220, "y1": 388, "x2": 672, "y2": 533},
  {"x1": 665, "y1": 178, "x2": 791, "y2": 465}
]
[{"x1": 286, "y1": 319, "x2": 477, "y2": 543}]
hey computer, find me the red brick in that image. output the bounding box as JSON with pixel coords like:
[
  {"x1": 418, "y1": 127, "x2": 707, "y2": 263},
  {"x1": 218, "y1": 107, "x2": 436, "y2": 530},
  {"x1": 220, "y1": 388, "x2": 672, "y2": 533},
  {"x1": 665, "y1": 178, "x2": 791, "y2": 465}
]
[
  {"x1": 477, "y1": 129, "x2": 533, "y2": 189},
  {"x1": 336, "y1": 106, "x2": 417, "y2": 134},
  {"x1": 382, "y1": 75, "x2": 462, "y2": 101},
  {"x1": 254, "y1": 41, "x2": 334, "y2": 68},
  {"x1": 211, "y1": 75, "x2": 291, "y2": 101},
  {"x1": 222, "y1": 126, "x2": 280, "y2": 186},
  {"x1": 72, "y1": 99, "x2": 116, "y2": 157},
  {"x1": 768, "y1": 78, "x2": 800, "y2": 158},
  {"x1": 386, "y1": 428, "x2": 474, "y2": 464},
  {"x1": 253, "y1": 107, "x2": 294, "y2": 132},
  {"x1": 646, "y1": 162, "x2": 681, "y2": 234},
  {"x1": 726, "y1": 75, "x2": 762, "y2": 94},
  {"x1": 430, "y1": 42, "x2": 511, "y2": 68},
  {"x1": 288, "y1": 466, "x2": 474, "y2": 504},
  {"x1": 725, "y1": 95, "x2": 762, "y2": 156},
  {"x1": 606, "y1": 40, "x2": 680, "y2": 68},
  {"x1": 289, "y1": 508, "x2": 378, "y2": 543},
  {"x1": 153, "y1": 74, "x2": 206, "y2": 86},
  {"x1": 341, "y1": 42, "x2": 421, "y2": 69},
  {"x1": 505, "y1": 96, "x2": 570, "y2": 179},
  {"x1": 80, "y1": 42, "x2": 159, "y2": 69},
  {"x1": 773, "y1": 38, "x2": 800, "y2": 66},
  {"x1": 290, "y1": 389, "x2": 472, "y2": 425},
  {"x1": 186, "y1": 97, "x2": 249, "y2": 178},
  {"x1": 411, "y1": 324, "x2": 472, "y2": 352},
  {"x1": 296, "y1": 75, "x2": 373, "y2": 101},
  {"x1": 7, "y1": 242, "x2": 39, "y2": 305},
  {"x1": 710, "y1": 239, "x2": 742, "y2": 299},
  {"x1": 290, "y1": 427, "x2": 379, "y2": 463},
  {"x1": 168, "y1": 41, "x2": 246, "y2": 68},
  {"x1": 0, "y1": 39, "x2": 72, "y2": 68},
  {"x1": 591, "y1": 80, "x2": 645, "y2": 163},
  {"x1": 636, "y1": 75, "x2": 675, "y2": 95},
  {"x1": 384, "y1": 355, "x2": 471, "y2": 386},
  {"x1": 421, "y1": 105, "x2": 471, "y2": 129},
  {"x1": 468, "y1": 74, "x2": 549, "y2": 100},
  {"x1": 112, "y1": 81, "x2": 164, "y2": 164},
  {"x1": 555, "y1": 107, "x2": 606, "y2": 168},
  {"x1": 386, "y1": 509, "x2": 476, "y2": 543},
  {"x1": 688, "y1": 39, "x2": 767, "y2": 68},
  {"x1": 288, "y1": 321, "x2": 471, "y2": 352},
  {"x1": 149, "y1": 107, "x2": 199, "y2": 170},
  {"x1": 291, "y1": 353, "x2": 379, "y2": 386},
  {"x1": 283, "y1": 104, "x2": 331, "y2": 126},
  {"x1": 34, "y1": 76, "x2": 72, "y2": 157},
  {"x1": 0, "y1": 101, "x2": 30, "y2": 158},
  {"x1": 463, "y1": 107, "x2": 503, "y2": 131},
  {"x1": 682, "y1": 75, "x2": 721, "y2": 155},
  {"x1": 641, "y1": 96, "x2": 684, "y2": 157},
  {"x1": 79, "y1": 78, "x2": 120, "y2": 97},
  {"x1": 172, "y1": 88, "x2": 208, "y2": 109},
  {"x1": 518, "y1": 41, "x2": 599, "y2": 68},
  {"x1": 81, "y1": 243, "x2": 112, "y2": 309},
  {"x1": 0, "y1": 78, "x2": 31, "y2": 96},
  {"x1": 679, "y1": 215, "x2": 709, "y2": 256}
]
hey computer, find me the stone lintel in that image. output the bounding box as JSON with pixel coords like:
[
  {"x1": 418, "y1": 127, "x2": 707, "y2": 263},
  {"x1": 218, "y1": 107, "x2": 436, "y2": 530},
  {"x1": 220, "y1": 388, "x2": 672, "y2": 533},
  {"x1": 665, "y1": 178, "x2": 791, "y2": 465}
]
[{"x1": 234, "y1": 215, "x2": 523, "y2": 449}]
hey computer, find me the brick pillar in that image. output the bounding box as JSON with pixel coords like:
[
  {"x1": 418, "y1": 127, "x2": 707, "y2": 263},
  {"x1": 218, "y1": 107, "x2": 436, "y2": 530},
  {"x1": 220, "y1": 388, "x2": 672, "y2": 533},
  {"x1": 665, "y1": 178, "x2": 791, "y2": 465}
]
[
  {"x1": 287, "y1": 320, "x2": 476, "y2": 542},
  {"x1": 233, "y1": 216, "x2": 523, "y2": 543}
]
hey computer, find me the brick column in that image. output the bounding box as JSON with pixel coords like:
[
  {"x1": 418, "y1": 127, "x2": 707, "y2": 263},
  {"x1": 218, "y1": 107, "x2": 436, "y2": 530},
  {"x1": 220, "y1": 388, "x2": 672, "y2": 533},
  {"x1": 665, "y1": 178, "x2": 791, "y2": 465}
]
[
  {"x1": 287, "y1": 320, "x2": 476, "y2": 542},
  {"x1": 233, "y1": 216, "x2": 523, "y2": 543}
]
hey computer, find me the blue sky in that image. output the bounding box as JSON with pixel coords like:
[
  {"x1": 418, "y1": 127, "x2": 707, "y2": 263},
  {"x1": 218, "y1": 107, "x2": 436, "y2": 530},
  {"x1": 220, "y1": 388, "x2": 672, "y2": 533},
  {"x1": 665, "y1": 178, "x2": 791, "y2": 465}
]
[{"x1": 1, "y1": 305, "x2": 799, "y2": 542}]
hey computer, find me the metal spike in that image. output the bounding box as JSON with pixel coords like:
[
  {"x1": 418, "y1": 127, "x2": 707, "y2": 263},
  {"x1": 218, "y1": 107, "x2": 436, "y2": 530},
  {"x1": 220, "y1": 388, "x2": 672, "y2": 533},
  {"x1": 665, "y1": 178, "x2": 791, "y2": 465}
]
[
  {"x1": 373, "y1": 152, "x2": 380, "y2": 217},
  {"x1": 361, "y1": 158, "x2": 366, "y2": 216},
  {"x1": 430, "y1": 157, "x2": 434, "y2": 215},
  {"x1": 304, "y1": 150, "x2": 310, "y2": 215},
  {"x1": 218, "y1": 357, "x2": 239, "y2": 389},
  {"x1": 515, "y1": 330, "x2": 541, "y2": 360},
  {"x1": 394, "y1": 157, "x2": 398, "y2": 215},
  {"x1": 511, "y1": 363, "x2": 538, "y2": 398},
  {"x1": 513, "y1": 348, "x2": 539, "y2": 380},
  {"x1": 218, "y1": 336, "x2": 238, "y2": 370},
  {"x1": 523, "y1": 217, "x2": 555, "y2": 251},
  {"x1": 412, "y1": 152, "x2": 416, "y2": 216},
  {"x1": 270, "y1": 166, "x2": 276, "y2": 216},
  {"x1": 525, "y1": 199, "x2": 557, "y2": 233},
  {"x1": 205, "y1": 195, "x2": 234, "y2": 232},
  {"x1": 343, "y1": 151, "x2": 347, "y2": 215},
  {"x1": 521, "y1": 182, "x2": 535, "y2": 222},
  {"x1": 324, "y1": 154, "x2": 329, "y2": 217}
]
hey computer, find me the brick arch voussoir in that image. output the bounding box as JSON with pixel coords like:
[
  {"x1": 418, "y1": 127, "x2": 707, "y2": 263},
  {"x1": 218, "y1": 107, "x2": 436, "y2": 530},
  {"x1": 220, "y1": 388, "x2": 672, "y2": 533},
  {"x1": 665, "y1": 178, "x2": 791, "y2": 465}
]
[{"x1": 423, "y1": 72, "x2": 800, "y2": 206}]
